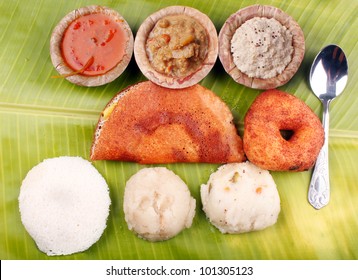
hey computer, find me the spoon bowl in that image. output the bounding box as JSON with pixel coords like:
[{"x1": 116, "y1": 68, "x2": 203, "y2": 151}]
[{"x1": 308, "y1": 44, "x2": 348, "y2": 209}]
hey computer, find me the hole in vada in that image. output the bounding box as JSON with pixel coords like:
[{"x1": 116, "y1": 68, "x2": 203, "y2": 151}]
[{"x1": 280, "y1": 129, "x2": 294, "y2": 141}]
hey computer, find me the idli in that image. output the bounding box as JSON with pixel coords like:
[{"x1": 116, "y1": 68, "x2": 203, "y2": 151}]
[
  {"x1": 123, "y1": 167, "x2": 196, "y2": 242},
  {"x1": 201, "y1": 161, "x2": 280, "y2": 234},
  {"x1": 18, "y1": 156, "x2": 111, "y2": 256}
]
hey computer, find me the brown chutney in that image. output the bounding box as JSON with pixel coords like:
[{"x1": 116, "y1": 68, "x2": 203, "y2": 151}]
[{"x1": 145, "y1": 15, "x2": 208, "y2": 78}]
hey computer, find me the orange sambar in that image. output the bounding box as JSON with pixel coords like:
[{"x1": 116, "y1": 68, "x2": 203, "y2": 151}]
[{"x1": 61, "y1": 13, "x2": 127, "y2": 76}]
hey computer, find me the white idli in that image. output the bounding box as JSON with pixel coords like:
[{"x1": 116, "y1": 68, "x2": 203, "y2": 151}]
[
  {"x1": 123, "y1": 167, "x2": 196, "y2": 242},
  {"x1": 201, "y1": 161, "x2": 280, "y2": 234},
  {"x1": 18, "y1": 156, "x2": 111, "y2": 256}
]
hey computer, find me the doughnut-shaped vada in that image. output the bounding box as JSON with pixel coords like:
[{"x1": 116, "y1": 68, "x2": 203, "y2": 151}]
[{"x1": 243, "y1": 89, "x2": 324, "y2": 171}]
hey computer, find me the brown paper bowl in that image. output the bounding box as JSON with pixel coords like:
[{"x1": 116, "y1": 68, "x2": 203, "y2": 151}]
[
  {"x1": 50, "y1": 6, "x2": 134, "y2": 87},
  {"x1": 134, "y1": 6, "x2": 218, "y2": 89}
]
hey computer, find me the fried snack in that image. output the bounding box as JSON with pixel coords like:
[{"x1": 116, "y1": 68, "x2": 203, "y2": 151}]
[
  {"x1": 90, "y1": 81, "x2": 245, "y2": 164},
  {"x1": 243, "y1": 89, "x2": 324, "y2": 171}
]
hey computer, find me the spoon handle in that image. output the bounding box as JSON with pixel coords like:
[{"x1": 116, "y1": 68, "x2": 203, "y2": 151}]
[{"x1": 308, "y1": 100, "x2": 330, "y2": 209}]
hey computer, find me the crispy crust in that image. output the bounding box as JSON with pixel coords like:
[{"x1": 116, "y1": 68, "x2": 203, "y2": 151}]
[
  {"x1": 134, "y1": 6, "x2": 218, "y2": 89},
  {"x1": 243, "y1": 90, "x2": 324, "y2": 171},
  {"x1": 219, "y1": 5, "x2": 305, "y2": 89},
  {"x1": 50, "y1": 6, "x2": 133, "y2": 87},
  {"x1": 90, "y1": 81, "x2": 245, "y2": 164}
]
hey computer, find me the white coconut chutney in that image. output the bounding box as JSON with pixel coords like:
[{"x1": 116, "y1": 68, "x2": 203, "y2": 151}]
[{"x1": 231, "y1": 17, "x2": 293, "y2": 79}]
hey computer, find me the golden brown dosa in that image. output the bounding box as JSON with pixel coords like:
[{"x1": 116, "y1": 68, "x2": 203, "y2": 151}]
[{"x1": 90, "y1": 81, "x2": 245, "y2": 164}]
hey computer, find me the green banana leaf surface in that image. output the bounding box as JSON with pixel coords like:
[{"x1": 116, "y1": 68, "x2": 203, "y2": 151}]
[{"x1": 1, "y1": 0, "x2": 357, "y2": 260}]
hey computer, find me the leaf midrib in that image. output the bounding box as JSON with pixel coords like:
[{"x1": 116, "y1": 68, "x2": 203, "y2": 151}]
[
  {"x1": 2, "y1": 101, "x2": 358, "y2": 140},
  {"x1": 0, "y1": 102, "x2": 100, "y2": 120}
]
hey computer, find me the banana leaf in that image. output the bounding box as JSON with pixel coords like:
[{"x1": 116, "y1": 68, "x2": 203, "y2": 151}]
[{"x1": 0, "y1": 0, "x2": 357, "y2": 260}]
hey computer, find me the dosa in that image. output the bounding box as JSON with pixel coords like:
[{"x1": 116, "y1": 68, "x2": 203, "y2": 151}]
[{"x1": 90, "y1": 81, "x2": 245, "y2": 164}]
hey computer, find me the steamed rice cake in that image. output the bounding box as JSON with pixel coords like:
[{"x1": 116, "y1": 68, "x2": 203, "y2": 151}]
[
  {"x1": 18, "y1": 156, "x2": 111, "y2": 256},
  {"x1": 201, "y1": 161, "x2": 280, "y2": 234},
  {"x1": 123, "y1": 167, "x2": 196, "y2": 241}
]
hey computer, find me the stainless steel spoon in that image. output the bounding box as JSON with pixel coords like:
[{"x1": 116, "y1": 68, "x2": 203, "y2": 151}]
[{"x1": 308, "y1": 44, "x2": 348, "y2": 209}]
